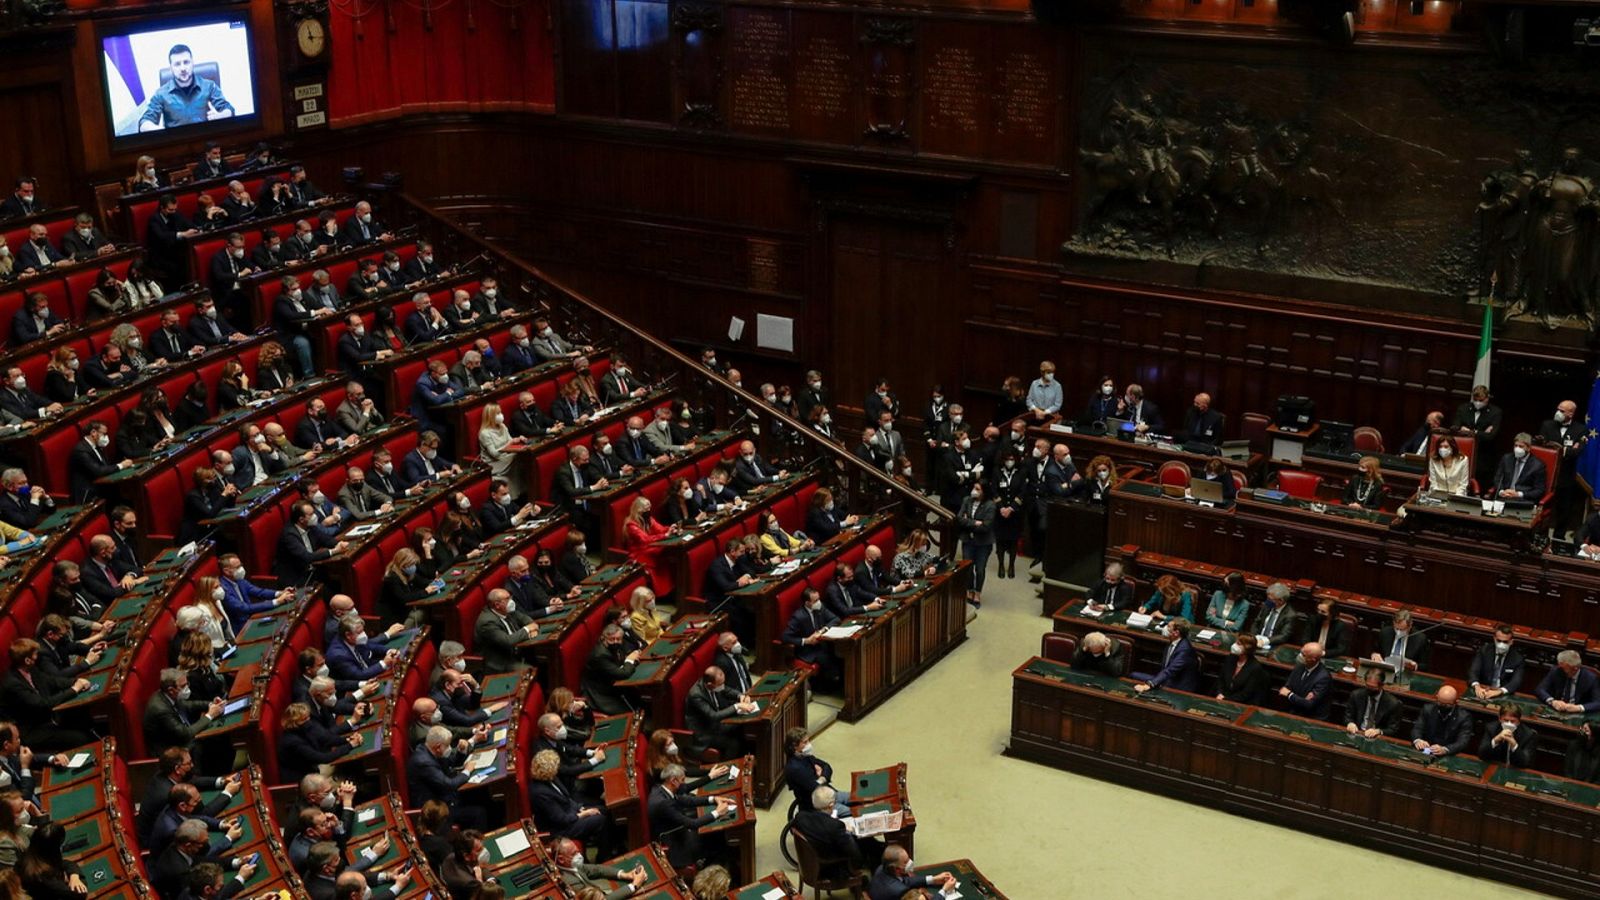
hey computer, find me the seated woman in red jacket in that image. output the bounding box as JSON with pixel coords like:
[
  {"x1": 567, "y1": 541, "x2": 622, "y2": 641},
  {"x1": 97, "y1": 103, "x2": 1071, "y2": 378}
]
[{"x1": 623, "y1": 496, "x2": 676, "y2": 569}]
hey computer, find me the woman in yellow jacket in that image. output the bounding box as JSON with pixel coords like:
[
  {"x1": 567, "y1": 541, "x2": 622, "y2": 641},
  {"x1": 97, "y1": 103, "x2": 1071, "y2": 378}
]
[
  {"x1": 757, "y1": 510, "x2": 812, "y2": 558},
  {"x1": 627, "y1": 586, "x2": 665, "y2": 643}
]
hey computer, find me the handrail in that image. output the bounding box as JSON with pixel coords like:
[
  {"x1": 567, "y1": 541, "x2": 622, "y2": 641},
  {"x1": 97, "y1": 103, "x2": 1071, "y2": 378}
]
[{"x1": 391, "y1": 192, "x2": 957, "y2": 547}]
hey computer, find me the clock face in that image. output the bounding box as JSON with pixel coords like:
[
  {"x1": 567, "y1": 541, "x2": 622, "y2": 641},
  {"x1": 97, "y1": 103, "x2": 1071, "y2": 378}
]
[{"x1": 297, "y1": 18, "x2": 327, "y2": 58}]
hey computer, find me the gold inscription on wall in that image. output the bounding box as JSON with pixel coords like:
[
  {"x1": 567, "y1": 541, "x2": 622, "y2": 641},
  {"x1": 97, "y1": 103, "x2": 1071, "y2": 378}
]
[
  {"x1": 925, "y1": 45, "x2": 981, "y2": 134},
  {"x1": 730, "y1": 11, "x2": 792, "y2": 131},
  {"x1": 795, "y1": 35, "x2": 850, "y2": 121},
  {"x1": 996, "y1": 51, "x2": 1050, "y2": 139},
  {"x1": 747, "y1": 238, "x2": 780, "y2": 294}
]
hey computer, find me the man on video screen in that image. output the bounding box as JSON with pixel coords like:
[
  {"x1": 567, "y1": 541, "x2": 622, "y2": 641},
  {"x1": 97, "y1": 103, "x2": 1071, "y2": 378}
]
[{"x1": 138, "y1": 43, "x2": 233, "y2": 132}]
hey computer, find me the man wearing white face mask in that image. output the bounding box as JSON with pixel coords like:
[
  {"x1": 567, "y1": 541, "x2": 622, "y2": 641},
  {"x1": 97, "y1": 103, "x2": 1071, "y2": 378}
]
[
  {"x1": 1453, "y1": 384, "x2": 1503, "y2": 485},
  {"x1": 1468, "y1": 623, "x2": 1525, "y2": 700},
  {"x1": 143, "y1": 668, "x2": 226, "y2": 758},
  {"x1": 69, "y1": 421, "x2": 131, "y2": 504},
  {"x1": 472, "y1": 276, "x2": 514, "y2": 320},
  {"x1": 793, "y1": 784, "x2": 879, "y2": 883},
  {"x1": 474, "y1": 588, "x2": 537, "y2": 674},
  {"x1": 553, "y1": 836, "x2": 647, "y2": 897},
  {"x1": 1489, "y1": 432, "x2": 1546, "y2": 501},
  {"x1": 326, "y1": 616, "x2": 398, "y2": 683},
  {"x1": 870, "y1": 845, "x2": 956, "y2": 900},
  {"x1": 61, "y1": 213, "x2": 113, "y2": 261},
  {"x1": 533, "y1": 712, "x2": 604, "y2": 794},
  {"x1": 299, "y1": 479, "x2": 352, "y2": 543},
  {"x1": 1539, "y1": 399, "x2": 1586, "y2": 536},
  {"x1": 339, "y1": 201, "x2": 393, "y2": 245}
]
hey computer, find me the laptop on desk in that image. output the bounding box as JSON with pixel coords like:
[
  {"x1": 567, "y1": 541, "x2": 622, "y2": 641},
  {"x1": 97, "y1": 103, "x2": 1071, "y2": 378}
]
[
  {"x1": 1190, "y1": 478, "x2": 1226, "y2": 504},
  {"x1": 1447, "y1": 494, "x2": 1483, "y2": 516},
  {"x1": 1104, "y1": 417, "x2": 1135, "y2": 442}
]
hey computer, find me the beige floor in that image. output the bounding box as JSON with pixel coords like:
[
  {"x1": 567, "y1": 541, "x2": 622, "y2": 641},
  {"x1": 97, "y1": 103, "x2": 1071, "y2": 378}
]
[{"x1": 748, "y1": 557, "x2": 1546, "y2": 899}]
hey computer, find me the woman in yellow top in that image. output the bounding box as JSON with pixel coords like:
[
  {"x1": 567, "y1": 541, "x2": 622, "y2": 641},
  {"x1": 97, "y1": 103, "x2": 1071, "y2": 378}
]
[
  {"x1": 757, "y1": 510, "x2": 812, "y2": 558},
  {"x1": 627, "y1": 586, "x2": 665, "y2": 643}
]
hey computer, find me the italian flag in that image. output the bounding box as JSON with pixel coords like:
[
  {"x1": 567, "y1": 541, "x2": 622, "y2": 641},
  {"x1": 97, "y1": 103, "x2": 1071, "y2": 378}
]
[{"x1": 1473, "y1": 302, "x2": 1492, "y2": 389}]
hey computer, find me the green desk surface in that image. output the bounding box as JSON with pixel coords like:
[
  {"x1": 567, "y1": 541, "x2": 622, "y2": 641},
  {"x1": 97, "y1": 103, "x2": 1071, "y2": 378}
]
[
  {"x1": 349, "y1": 802, "x2": 390, "y2": 838},
  {"x1": 620, "y1": 660, "x2": 665, "y2": 684},
  {"x1": 219, "y1": 640, "x2": 272, "y2": 672},
  {"x1": 750, "y1": 672, "x2": 793, "y2": 695},
  {"x1": 481, "y1": 674, "x2": 522, "y2": 703},
  {"x1": 235, "y1": 615, "x2": 284, "y2": 645},
  {"x1": 232, "y1": 847, "x2": 275, "y2": 892},
  {"x1": 199, "y1": 785, "x2": 248, "y2": 817},
  {"x1": 40, "y1": 780, "x2": 101, "y2": 821},
  {"x1": 1244, "y1": 710, "x2": 1487, "y2": 777},
  {"x1": 586, "y1": 565, "x2": 630, "y2": 584},
  {"x1": 1490, "y1": 768, "x2": 1600, "y2": 805},
  {"x1": 41, "y1": 752, "x2": 99, "y2": 791},
  {"x1": 585, "y1": 751, "x2": 624, "y2": 775},
  {"x1": 589, "y1": 716, "x2": 629, "y2": 745},
  {"x1": 605, "y1": 851, "x2": 654, "y2": 874},
  {"x1": 917, "y1": 862, "x2": 997, "y2": 898},
  {"x1": 731, "y1": 882, "x2": 788, "y2": 900},
  {"x1": 851, "y1": 770, "x2": 891, "y2": 800},
  {"x1": 643, "y1": 638, "x2": 679, "y2": 658},
  {"x1": 481, "y1": 824, "x2": 534, "y2": 864},
  {"x1": 75, "y1": 848, "x2": 120, "y2": 893},
  {"x1": 350, "y1": 725, "x2": 385, "y2": 756},
  {"x1": 493, "y1": 862, "x2": 554, "y2": 898},
  {"x1": 61, "y1": 815, "x2": 109, "y2": 859},
  {"x1": 105, "y1": 593, "x2": 152, "y2": 622},
  {"x1": 230, "y1": 812, "x2": 265, "y2": 847},
  {"x1": 84, "y1": 644, "x2": 124, "y2": 675},
  {"x1": 57, "y1": 669, "x2": 112, "y2": 709},
  {"x1": 352, "y1": 835, "x2": 403, "y2": 868},
  {"x1": 667, "y1": 619, "x2": 704, "y2": 637},
  {"x1": 1019, "y1": 659, "x2": 1246, "y2": 720},
  {"x1": 695, "y1": 770, "x2": 739, "y2": 794}
]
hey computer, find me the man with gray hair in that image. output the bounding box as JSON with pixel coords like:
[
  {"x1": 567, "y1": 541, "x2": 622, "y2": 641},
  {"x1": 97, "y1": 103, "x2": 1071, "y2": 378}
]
[
  {"x1": 1537, "y1": 649, "x2": 1600, "y2": 713},
  {"x1": 647, "y1": 762, "x2": 735, "y2": 869},
  {"x1": 1071, "y1": 631, "x2": 1123, "y2": 677},
  {"x1": 0, "y1": 467, "x2": 52, "y2": 530},
  {"x1": 791, "y1": 783, "x2": 878, "y2": 883},
  {"x1": 533, "y1": 711, "x2": 604, "y2": 792},
  {"x1": 870, "y1": 844, "x2": 956, "y2": 899},
  {"x1": 407, "y1": 724, "x2": 483, "y2": 828},
  {"x1": 150, "y1": 816, "x2": 254, "y2": 900},
  {"x1": 405, "y1": 291, "x2": 448, "y2": 344},
  {"x1": 553, "y1": 834, "x2": 647, "y2": 898},
  {"x1": 1254, "y1": 582, "x2": 1299, "y2": 649},
  {"x1": 144, "y1": 667, "x2": 227, "y2": 762},
  {"x1": 449, "y1": 349, "x2": 490, "y2": 393},
  {"x1": 1086, "y1": 562, "x2": 1132, "y2": 611},
  {"x1": 1489, "y1": 431, "x2": 1547, "y2": 501}
]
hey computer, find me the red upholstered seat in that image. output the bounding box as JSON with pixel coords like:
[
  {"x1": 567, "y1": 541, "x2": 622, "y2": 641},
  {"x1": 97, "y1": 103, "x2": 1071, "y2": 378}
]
[
  {"x1": 1157, "y1": 461, "x2": 1191, "y2": 488},
  {"x1": 1275, "y1": 469, "x2": 1323, "y2": 501},
  {"x1": 1041, "y1": 633, "x2": 1076, "y2": 662},
  {"x1": 1528, "y1": 443, "x2": 1559, "y2": 505},
  {"x1": 1352, "y1": 426, "x2": 1385, "y2": 453}
]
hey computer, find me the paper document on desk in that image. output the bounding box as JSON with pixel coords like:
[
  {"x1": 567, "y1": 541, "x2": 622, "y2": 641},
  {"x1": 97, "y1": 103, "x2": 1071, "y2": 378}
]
[
  {"x1": 1126, "y1": 612, "x2": 1154, "y2": 629},
  {"x1": 941, "y1": 887, "x2": 963, "y2": 900},
  {"x1": 760, "y1": 889, "x2": 785, "y2": 900},
  {"x1": 822, "y1": 625, "x2": 863, "y2": 640},
  {"x1": 843, "y1": 809, "x2": 904, "y2": 837},
  {"x1": 466, "y1": 749, "x2": 497, "y2": 771},
  {"x1": 1196, "y1": 629, "x2": 1217, "y2": 640},
  {"x1": 1080, "y1": 605, "x2": 1104, "y2": 618},
  {"x1": 346, "y1": 523, "x2": 382, "y2": 537},
  {"x1": 357, "y1": 807, "x2": 379, "y2": 823},
  {"x1": 65, "y1": 753, "x2": 91, "y2": 769},
  {"x1": 493, "y1": 828, "x2": 531, "y2": 858}
]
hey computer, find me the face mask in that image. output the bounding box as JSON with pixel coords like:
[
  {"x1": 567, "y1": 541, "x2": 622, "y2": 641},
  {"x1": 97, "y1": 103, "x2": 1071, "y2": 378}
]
[
  {"x1": 320, "y1": 793, "x2": 338, "y2": 810},
  {"x1": 205, "y1": 308, "x2": 218, "y2": 319},
  {"x1": 1493, "y1": 640, "x2": 1511, "y2": 654},
  {"x1": 1004, "y1": 459, "x2": 1016, "y2": 469},
  {"x1": 378, "y1": 462, "x2": 393, "y2": 474},
  {"x1": 1500, "y1": 720, "x2": 1517, "y2": 732},
  {"x1": 177, "y1": 686, "x2": 192, "y2": 701},
  {"x1": 570, "y1": 853, "x2": 585, "y2": 868},
  {"x1": 457, "y1": 496, "x2": 471, "y2": 511},
  {"x1": 9, "y1": 377, "x2": 23, "y2": 390},
  {"x1": 1229, "y1": 642, "x2": 1243, "y2": 655},
  {"x1": 360, "y1": 213, "x2": 373, "y2": 224},
  {"x1": 77, "y1": 227, "x2": 92, "y2": 239},
  {"x1": 402, "y1": 564, "x2": 417, "y2": 578},
  {"x1": 427, "y1": 710, "x2": 443, "y2": 724},
  {"x1": 807, "y1": 601, "x2": 822, "y2": 612},
  {"x1": 319, "y1": 693, "x2": 336, "y2": 708},
  {"x1": 145, "y1": 167, "x2": 157, "y2": 179},
  {"x1": 316, "y1": 664, "x2": 330, "y2": 678},
  {"x1": 627, "y1": 428, "x2": 642, "y2": 439},
  {"x1": 1101, "y1": 385, "x2": 1113, "y2": 396},
  {"x1": 1030, "y1": 447, "x2": 1044, "y2": 459},
  {"x1": 290, "y1": 290, "x2": 304, "y2": 302},
  {"x1": 67, "y1": 359, "x2": 78, "y2": 370},
  {"x1": 600, "y1": 444, "x2": 613, "y2": 456},
  {"x1": 680, "y1": 409, "x2": 693, "y2": 421},
  {"x1": 881, "y1": 422, "x2": 893, "y2": 432},
  {"x1": 230, "y1": 248, "x2": 244, "y2": 259},
  {"x1": 1513, "y1": 446, "x2": 1527, "y2": 459},
  {"x1": 957, "y1": 439, "x2": 972, "y2": 451},
  {"x1": 552, "y1": 724, "x2": 569, "y2": 741},
  {"x1": 1041, "y1": 374, "x2": 1053, "y2": 383},
  {"x1": 129, "y1": 337, "x2": 141, "y2": 349},
  {"x1": 353, "y1": 633, "x2": 368, "y2": 645},
  {"x1": 1473, "y1": 399, "x2": 1487, "y2": 410},
  {"x1": 902, "y1": 467, "x2": 913, "y2": 476},
  {"x1": 1438, "y1": 446, "x2": 1453, "y2": 459},
  {"x1": 387, "y1": 263, "x2": 400, "y2": 273},
  {"x1": 823, "y1": 502, "x2": 834, "y2": 513},
  {"x1": 211, "y1": 587, "x2": 225, "y2": 602},
  {"x1": 311, "y1": 492, "x2": 325, "y2": 505},
  {"x1": 98, "y1": 434, "x2": 110, "y2": 448},
  {"x1": 423, "y1": 449, "x2": 437, "y2": 460},
  {"x1": 797, "y1": 742, "x2": 813, "y2": 756},
  {"x1": 504, "y1": 599, "x2": 517, "y2": 615},
  {"x1": 970, "y1": 490, "x2": 981, "y2": 500},
  {"x1": 1097, "y1": 469, "x2": 1109, "y2": 479},
  {"x1": 483, "y1": 288, "x2": 498, "y2": 299},
  {"x1": 1555, "y1": 411, "x2": 1568, "y2": 423}
]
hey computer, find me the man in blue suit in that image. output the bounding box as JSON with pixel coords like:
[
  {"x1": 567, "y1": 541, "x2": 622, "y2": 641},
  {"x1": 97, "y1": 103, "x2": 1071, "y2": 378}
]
[
  {"x1": 407, "y1": 726, "x2": 484, "y2": 828},
  {"x1": 1134, "y1": 618, "x2": 1199, "y2": 694},
  {"x1": 499, "y1": 324, "x2": 539, "y2": 375},
  {"x1": 399, "y1": 431, "x2": 460, "y2": 489},
  {"x1": 409, "y1": 361, "x2": 464, "y2": 434},
  {"x1": 325, "y1": 615, "x2": 397, "y2": 683},
  {"x1": 10, "y1": 291, "x2": 66, "y2": 346},
  {"x1": 868, "y1": 845, "x2": 955, "y2": 900},
  {"x1": 1537, "y1": 650, "x2": 1600, "y2": 714},
  {"x1": 1278, "y1": 641, "x2": 1332, "y2": 720},
  {"x1": 218, "y1": 552, "x2": 290, "y2": 634},
  {"x1": 782, "y1": 588, "x2": 840, "y2": 689}
]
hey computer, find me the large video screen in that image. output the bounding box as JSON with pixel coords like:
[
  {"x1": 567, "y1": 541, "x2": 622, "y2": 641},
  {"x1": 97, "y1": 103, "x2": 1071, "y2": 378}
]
[{"x1": 101, "y1": 16, "x2": 258, "y2": 141}]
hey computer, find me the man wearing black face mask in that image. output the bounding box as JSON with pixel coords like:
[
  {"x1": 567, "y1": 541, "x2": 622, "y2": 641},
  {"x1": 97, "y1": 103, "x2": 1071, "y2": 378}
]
[{"x1": 582, "y1": 624, "x2": 641, "y2": 715}]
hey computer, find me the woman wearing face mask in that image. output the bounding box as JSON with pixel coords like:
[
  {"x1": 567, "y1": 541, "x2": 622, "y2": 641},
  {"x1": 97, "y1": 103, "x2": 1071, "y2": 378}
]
[
  {"x1": 0, "y1": 237, "x2": 13, "y2": 281},
  {"x1": 257, "y1": 342, "x2": 295, "y2": 393},
  {"x1": 441, "y1": 830, "x2": 488, "y2": 900},
  {"x1": 0, "y1": 789, "x2": 34, "y2": 867},
  {"x1": 1426, "y1": 435, "x2": 1470, "y2": 496},
  {"x1": 122, "y1": 259, "x2": 164, "y2": 305},
  {"x1": 42, "y1": 348, "x2": 85, "y2": 405},
  {"x1": 758, "y1": 510, "x2": 810, "y2": 558},
  {"x1": 216, "y1": 360, "x2": 251, "y2": 411},
  {"x1": 627, "y1": 586, "x2": 666, "y2": 643},
  {"x1": 139, "y1": 386, "x2": 178, "y2": 444},
  {"x1": 892, "y1": 529, "x2": 939, "y2": 581},
  {"x1": 1343, "y1": 455, "x2": 1386, "y2": 510},
  {"x1": 957, "y1": 481, "x2": 996, "y2": 607},
  {"x1": 191, "y1": 576, "x2": 236, "y2": 651},
  {"x1": 531, "y1": 548, "x2": 578, "y2": 602},
  {"x1": 558, "y1": 531, "x2": 593, "y2": 584},
  {"x1": 86, "y1": 268, "x2": 132, "y2": 320},
  {"x1": 659, "y1": 476, "x2": 705, "y2": 527},
  {"x1": 1205, "y1": 571, "x2": 1252, "y2": 632},
  {"x1": 1198, "y1": 457, "x2": 1238, "y2": 504},
  {"x1": 670, "y1": 399, "x2": 700, "y2": 445},
  {"x1": 128, "y1": 155, "x2": 160, "y2": 193},
  {"x1": 381, "y1": 548, "x2": 433, "y2": 629},
  {"x1": 1215, "y1": 633, "x2": 1268, "y2": 705},
  {"x1": 476, "y1": 403, "x2": 524, "y2": 498},
  {"x1": 411, "y1": 527, "x2": 442, "y2": 580},
  {"x1": 1085, "y1": 454, "x2": 1118, "y2": 506},
  {"x1": 109, "y1": 324, "x2": 157, "y2": 375},
  {"x1": 277, "y1": 702, "x2": 356, "y2": 788},
  {"x1": 805, "y1": 488, "x2": 856, "y2": 542},
  {"x1": 1085, "y1": 375, "x2": 1119, "y2": 425},
  {"x1": 547, "y1": 687, "x2": 595, "y2": 741},
  {"x1": 623, "y1": 496, "x2": 675, "y2": 571},
  {"x1": 173, "y1": 381, "x2": 210, "y2": 432},
  {"x1": 16, "y1": 823, "x2": 83, "y2": 900},
  {"x1": 646, "y1": 728, "x2": 728, "y2": 788},
  {"x1": 807, "y1": 404, "x2": 837, "y2": 441},
  {"x1": 990, "y1": 452, "x2": 1028, "y2": 579},
  {"x1": 437, "y1": 508, "x2": 485, "y2": 567}
]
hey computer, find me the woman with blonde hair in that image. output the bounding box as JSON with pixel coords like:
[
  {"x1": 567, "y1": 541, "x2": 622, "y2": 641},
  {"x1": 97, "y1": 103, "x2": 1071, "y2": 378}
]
[
  {"x1": 1344, "y1": 455, "x2": 1386, "y2": 509},
  {"x1": 192, "y1": 576, "x2": 235, "y2": 648},
  {"x1": 690, "y1": 865, "x2": 731, "y2": 900},
  {"x1": 1140, "y1": 574, "x2": 1195, "y2": 622},
  {"x1": 628, "y1": 586, "x2": 665, "y2": 643},
  {"x1": 43, "y1": 347, "x2": 86, "y2": 404},
  {"x1": 109, "y1": 322, "x2": 159, "y2": 372},
  {"x1": 381, "y1": 547, "x2": 432, "y2": 628},
  {"x1": 477, "y1": 402, "x2": 522, "y2": 497},
  {"x1": 892, "y1": 529, "x2": 938, "y2": 581},
  {"x1": 129, "y1": 155, "x2": 160, "y2": 193},
  {"x1": 178, "y1": 629, "x2": 227, "y2": 703},
  {"x1": 546, "y1": 686, "x2": 594, "y2": 739},
  {"x1": 0, "y1": 789, "x2": 35, "y2": 867},
  {"x1": 623, "y1": 496, "x2": 674, "y2": 569},
  {"x1": 277, "y1": 701, "x2": 357, "y2": 783}
]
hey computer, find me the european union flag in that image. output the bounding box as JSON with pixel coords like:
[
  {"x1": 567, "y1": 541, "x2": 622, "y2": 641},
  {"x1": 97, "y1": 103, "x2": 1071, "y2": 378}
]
[{"x1": 1578, "y1": 370, "x2": 1600, "y2": 494}]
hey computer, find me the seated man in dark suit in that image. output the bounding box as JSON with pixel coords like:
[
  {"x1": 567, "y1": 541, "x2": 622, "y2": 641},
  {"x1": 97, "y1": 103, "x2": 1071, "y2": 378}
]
[
  {"x1": 0, "y1": 179, "x2": 41, "y2": 220},
  {"x1": 683, "y1": 666, "x2": 756, "y2": 760},
  {"x1": 473, "y1": 588, "x2": 536, "y2": 674},
  {"x1": 145, "y1": 193, "x2": 200, "y2": 283},
  {"x1": 136, "y1": 747, "x2": 238, "y2": 846},
  {"x1": 295, "y1": 397, "x2": 351, "y2": 451},
  {"x1": 345, "y1": 259, "x2": 389, "y2": 302},
  {"x1": 442, "y1": 288, "x2": 481, "y2": 332},
  {"x1": 479, "y1": 480, "x2": 537, "y2": 535},
  {"x1": 1133, "y1": 618, "x2": 1199, "y2": 695},
  {"x1": 407, "y1": 726, "x2": 483, "y2": 828},
  {"x1": 581, "y1": 624, "x2": 641, "y2": 715},
  {"x1": 509, "y1": 390, "x2": 560, "y2": 439},
  {"x1": 151, "y1": 821, "x2": 251, "y2": 900},
  {"x1": 732, "y1": 439, "x2": 786, "y2": 491},
  {"x1": 1537, "y1": 650, "x2": 1600, "y2": 714},
  {"x1": 1468, "y1": 623, "x2": 1525, "y2": 701},
  {"x1": 1480, "y1": 704, "x2": 1541, "y2": 768},
  {"x1": 336, "y1": 313, "x2": 392, "y2": 374},
  {"x1": 599, "y1": 358, "x2": 647, "y2": 407},
  {"x1": 60, "y1": 213, "x2": 115, "y2": 261},
  {"x1": 782, "y1": 589, "x2": 840, "y2": 689},
  {"x1": 501, "y1": 325, "x2": 539, "y2": 375},
  {"x1": 409, "y1": 362, "x2": 464, "y2": 434},
  {"x1": 0, "y1": 638, "x2": 95, "y2": 751},
  {"x1": 70, "y1": 422, "x2": 130, "y2": 504},
  {"x1": 149, "y1": 309, "x2": 200, "y2": 363},
  {"x1": 1070, "y1": 631, "x2": 1124, "y2": 678},
  {"x1": 250, "y1": 230, "x2": 288, "y2": 270},
  {"x1": 0, "y1": 368, "x2": 58, "y2": 422},
  {"x1": 1410, "y1": 685, "x2": 1475, "y2": 757},
  {"x1": 338, "y1": 201, "x2": 391, "y2": 246},
  {"x1": 10, "y1": 292, "x2": 66, "y2": 346},
  {"x1": 868, "y1": 845, "x2": 955, "y2": 900},
  {"x1": 143, "y1": 667, "x2": 227, "y2": 757},
  {"x1": 274, "y1": 501, "x2": 348, "y2": 586},
  {"x1": 15, "y1": 225, "x2": 63, "y2": 274},
  {"x1": 647, "y1": 764, "x2": 734, "y2": 870},
  {"x1": 822, "y1": 563, "x2": 883, "y2": 621},
  {"x1": 404, "y1": 292, "x2": 449, "y2": 344},
  {"x1": 1487, "y1": 432, "x2": 1548, "y2": 501},
  {"x1": 792, "y1": 785, "x2": 880, "y2": 884},
  {"x1": 703, "y1": 539, "x2": 753, "y2": 617},
  {"x1": 1084, "y1": 563, "x2": 1134, "y2": 612},
  {"x1": 1370, "y1": 608, "x2": 1431, "y2": 674},
  {"x1": 713, "y1": 631, "x2": 754, "y2": 695},
  {"x1": 1277, "y1": 641, "x2": 1332, "y2": 720},
  {"x1": 530, "y1": 712, "x2": 601, "y2": 794},
  {"x1": 1120, "y1": 383, "x2": 1165, "y2": 435},
  {"x1": 1399, "y1": 410, "x2": 1445, "y2": 456},
  {"x1": 551, "y1": 836, "x2": 647, "y2": 899},
  {"x1": 326, "y1": 615, "x2": 398, "y2": 684},
  {"x1": 1344, "y1": 669, "x2": 1403, "y2": 738},
  {"x1": 1179, "y1": 392, "x2": 1225, "y2": 446},
  {"x1": 852, "y1": 545, "x2": 907, "y2": 598},
  {"x1": 0, "y1": 468, "x2": 53, "y2": 530},
  {"x1": 1252, "y1": 582, "x2": 1301, "y2": 650},
  {"x1": 401, "y1": 242, "x2": 445, "y2": 284},
  {"x1": 188, "y1": 297, "x2": 245, "y2": 348}
]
